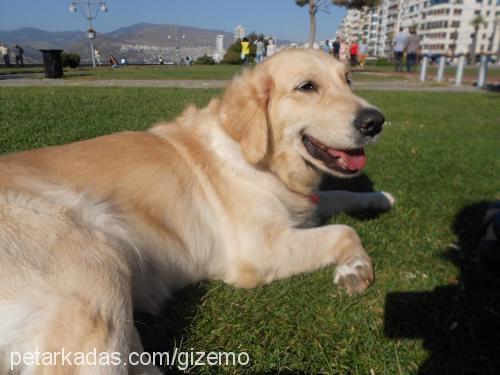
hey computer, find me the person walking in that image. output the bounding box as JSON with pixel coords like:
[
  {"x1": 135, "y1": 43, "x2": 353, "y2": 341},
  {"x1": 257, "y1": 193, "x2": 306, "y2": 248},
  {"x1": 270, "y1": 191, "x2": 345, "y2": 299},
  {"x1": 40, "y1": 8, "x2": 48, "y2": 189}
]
[
  {"x1": 14, "y1": 45, "x2": 24, "y2": 67},
  {"x1": 358, "y1": 39, "x2": 368, "y2": 69},
  {"x1": 393, "y1": 27, "x2": 407, "y2": 72},
  {"x1": 332, "y1": 37, "x2": 341, "y2": 59},
  {"x1": 94, "y1": 48, "x2": 102, "y2": 66},
  {"x1": 339, "y1": 38, "x2": 349, "y2": 64},
  {"x1": 266, "y1": 38, "x2": 277, "y2": 58},
  {"x1": 404, "y1": 27, "x2": 420, "y2": 72},
  {"x1": 108, "y1": 54, "x2": 118, "y2": 68},
  {"x1": 253, "y1": 38, "x2": 264, "y2": 64},
  {"x1": 349, "y1": 40, "x2": 359, "y2": 67},
  {"x1": 1, "y1": 43, "x2": 11, "y2": 66},
  {"x1": 321, "y1": 40, "x2": 331, "y2": 54},
  {"x1": 240, "y1": 37, "x2": 250, "y2": 65}
]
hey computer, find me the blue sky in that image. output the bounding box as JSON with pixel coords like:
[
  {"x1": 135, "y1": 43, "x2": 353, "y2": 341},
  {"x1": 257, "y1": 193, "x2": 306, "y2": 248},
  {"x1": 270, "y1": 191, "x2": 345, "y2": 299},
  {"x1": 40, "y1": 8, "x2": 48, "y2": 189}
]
[{"x1": 0, "y1": 0, "x2": 347, "y2": 42}]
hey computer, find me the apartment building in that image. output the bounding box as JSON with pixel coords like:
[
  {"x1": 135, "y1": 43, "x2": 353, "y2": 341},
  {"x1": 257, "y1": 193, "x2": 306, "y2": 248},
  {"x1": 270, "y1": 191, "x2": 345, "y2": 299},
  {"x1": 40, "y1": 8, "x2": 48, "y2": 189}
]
[
  {"x1": 234, "y1": 25, "x2": 246, "y2": 41},
  {"x1": 337, "y1": 0, "x2": 500, "y2": 59}
]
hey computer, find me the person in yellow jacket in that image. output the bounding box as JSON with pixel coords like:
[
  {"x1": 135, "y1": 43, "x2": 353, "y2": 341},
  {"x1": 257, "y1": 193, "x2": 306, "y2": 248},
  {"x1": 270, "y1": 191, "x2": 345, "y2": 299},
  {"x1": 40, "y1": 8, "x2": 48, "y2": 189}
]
[{"x1": 240, "y1": 37, "x2": 250, "y2": 65}]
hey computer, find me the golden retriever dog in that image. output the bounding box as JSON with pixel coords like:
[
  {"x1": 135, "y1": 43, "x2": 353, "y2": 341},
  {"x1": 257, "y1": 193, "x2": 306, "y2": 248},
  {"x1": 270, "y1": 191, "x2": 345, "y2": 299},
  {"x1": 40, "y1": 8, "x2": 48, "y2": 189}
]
[{"x1": 0, "y1": 49, "x2": 393, "y2": 374}]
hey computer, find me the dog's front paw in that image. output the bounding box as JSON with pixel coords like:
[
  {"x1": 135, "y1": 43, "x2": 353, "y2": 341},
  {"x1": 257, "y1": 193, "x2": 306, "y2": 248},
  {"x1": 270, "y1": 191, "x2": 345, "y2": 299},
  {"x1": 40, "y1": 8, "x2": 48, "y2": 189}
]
[{"x1": 333, "y1": 255, "x2": 374, "y2": 295}]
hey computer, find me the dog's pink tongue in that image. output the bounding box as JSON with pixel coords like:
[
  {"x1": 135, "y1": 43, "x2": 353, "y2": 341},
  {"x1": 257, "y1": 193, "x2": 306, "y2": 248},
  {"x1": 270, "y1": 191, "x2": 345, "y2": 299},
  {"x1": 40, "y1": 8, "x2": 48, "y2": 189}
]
[{"x1": 328, "y1": 148, "x2": 367, "y2": 171}]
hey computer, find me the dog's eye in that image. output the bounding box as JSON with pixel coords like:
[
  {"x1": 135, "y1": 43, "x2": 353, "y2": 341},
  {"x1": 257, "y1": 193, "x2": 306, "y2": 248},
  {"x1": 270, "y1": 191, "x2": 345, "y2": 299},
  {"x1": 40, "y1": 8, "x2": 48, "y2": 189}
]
[{"x1": 296, "y1": 81, "x2": 318, "y2": 93}]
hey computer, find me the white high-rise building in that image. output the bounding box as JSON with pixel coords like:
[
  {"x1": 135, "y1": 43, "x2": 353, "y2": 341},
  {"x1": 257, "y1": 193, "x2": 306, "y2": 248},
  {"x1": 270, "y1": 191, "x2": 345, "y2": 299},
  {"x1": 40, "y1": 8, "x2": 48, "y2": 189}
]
[
  {"x1": 213, "y1": 34, "x2": 225, "y2": 63},
  {"x1": 419, "y1": 0, "x2": 500, "y2": 57},
  {"x1": 338, "y1": 0, "x2": 500, "y2": 59},
  {"x1": 234, "y1": 25, "x2": 246, "y2": 41}
]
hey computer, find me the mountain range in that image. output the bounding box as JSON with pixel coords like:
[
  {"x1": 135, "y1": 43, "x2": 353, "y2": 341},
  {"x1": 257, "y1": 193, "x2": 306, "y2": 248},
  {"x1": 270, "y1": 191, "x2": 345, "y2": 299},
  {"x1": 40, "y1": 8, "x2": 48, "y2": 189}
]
[{"x1": 0, "y1": 23, "x2": 238, "y2": 64}]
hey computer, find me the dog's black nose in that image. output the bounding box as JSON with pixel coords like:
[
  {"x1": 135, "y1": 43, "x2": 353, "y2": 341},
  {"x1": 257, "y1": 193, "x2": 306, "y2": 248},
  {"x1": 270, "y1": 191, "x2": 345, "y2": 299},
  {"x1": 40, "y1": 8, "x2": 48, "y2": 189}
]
[{"x1": 354, "y1": 108, "x2": 385, "y2": 137}]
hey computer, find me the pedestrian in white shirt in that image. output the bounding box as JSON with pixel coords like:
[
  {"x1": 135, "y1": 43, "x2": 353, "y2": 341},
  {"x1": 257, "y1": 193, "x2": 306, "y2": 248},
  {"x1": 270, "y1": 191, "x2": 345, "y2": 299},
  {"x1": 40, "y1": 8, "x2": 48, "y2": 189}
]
[
  {"x1": 393, "y1": 27, "x2": 407, "y2": 72},
  {"x1": 1, "y1": 43, "x2": 11, "y2": 66},
  {"x1": 94, "y1": 48, "x2": 102, "y2": 66},
  {"x1": 266, "y1": 38, "x2": 277, "y2": 58}
]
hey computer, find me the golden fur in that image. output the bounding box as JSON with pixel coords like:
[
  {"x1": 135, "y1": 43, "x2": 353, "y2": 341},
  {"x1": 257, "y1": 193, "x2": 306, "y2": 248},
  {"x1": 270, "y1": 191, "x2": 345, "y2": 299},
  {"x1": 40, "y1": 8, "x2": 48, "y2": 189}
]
[{"x1": 0, "y1": 49, "x2": 393, "y2": 374}]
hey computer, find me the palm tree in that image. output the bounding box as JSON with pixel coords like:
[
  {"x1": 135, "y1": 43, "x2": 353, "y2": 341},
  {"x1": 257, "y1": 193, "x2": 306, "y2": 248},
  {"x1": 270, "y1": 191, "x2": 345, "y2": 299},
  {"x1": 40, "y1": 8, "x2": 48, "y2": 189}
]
[{"x1": 469, "y1": 15, "x2": 486, "y2": 64}]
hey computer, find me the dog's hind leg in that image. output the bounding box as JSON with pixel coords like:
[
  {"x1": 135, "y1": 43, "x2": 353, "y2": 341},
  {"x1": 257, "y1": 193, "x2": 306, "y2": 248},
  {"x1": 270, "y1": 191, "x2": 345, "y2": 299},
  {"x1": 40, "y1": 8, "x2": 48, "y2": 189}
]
[
  {"x1": 0, "y1": 191, "x2": 138, "y2": 374},
  {"x1": 38, "y1": 293, "x2": 133, "y2": 375}
]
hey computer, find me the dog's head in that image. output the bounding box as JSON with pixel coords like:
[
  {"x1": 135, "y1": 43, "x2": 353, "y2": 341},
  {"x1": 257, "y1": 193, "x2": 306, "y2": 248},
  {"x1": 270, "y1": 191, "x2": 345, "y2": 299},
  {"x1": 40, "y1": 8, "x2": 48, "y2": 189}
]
[{"x1": 221, "y1": 48, "x2": 384, "y2": 194}]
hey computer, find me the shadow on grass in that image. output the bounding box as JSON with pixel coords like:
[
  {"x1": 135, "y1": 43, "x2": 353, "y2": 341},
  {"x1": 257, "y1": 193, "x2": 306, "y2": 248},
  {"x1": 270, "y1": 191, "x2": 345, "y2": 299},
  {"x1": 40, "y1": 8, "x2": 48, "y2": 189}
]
[
  {"x1": 134, "y1": 283, "x2": 207, "y2": 373},
  {"x1": 319, "y1": 172, "x2": 376, "y2": 193},
  {"x1": 0, "y1": 73, "x2": 41, "y2": 80},
  {"x1": 484, "y1": 83, "x2": 500, "y2": 93},
  {"x1": 319, "y1": 173, "x2": 389, "y2": 221},
  {"x1": 385, "y1": 201, "x2": 500, "y2": 374}
]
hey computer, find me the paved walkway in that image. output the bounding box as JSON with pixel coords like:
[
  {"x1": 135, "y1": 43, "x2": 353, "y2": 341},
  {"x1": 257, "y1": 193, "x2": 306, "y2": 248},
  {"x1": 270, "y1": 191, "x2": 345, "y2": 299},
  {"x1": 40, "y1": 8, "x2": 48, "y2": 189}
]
[{"x1": 0, "y1": 77, "x2": 486, "y2": 92}]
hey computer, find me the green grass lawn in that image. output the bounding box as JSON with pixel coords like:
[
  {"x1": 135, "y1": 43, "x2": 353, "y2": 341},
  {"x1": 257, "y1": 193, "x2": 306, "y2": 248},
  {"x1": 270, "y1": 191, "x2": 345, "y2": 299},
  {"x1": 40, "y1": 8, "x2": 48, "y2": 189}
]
[
  {"x1": 0, "y1": 64, "x2": 403, "y2": 82},
  {"x1": 365, "y1": 64, "x2": 500, "y2": 80},
  {"x1": 0, "y1": 64, "x2": 243, "y2": 81},
  {"x1": 64, "y1": 64, "x2": 244, "y2": 80},
  {"x1": 1, "y1": 87, "x2": 499, "y2": 374},
  {"x1": 3, "y1": 63, "x2": 498, "y2": 83}
]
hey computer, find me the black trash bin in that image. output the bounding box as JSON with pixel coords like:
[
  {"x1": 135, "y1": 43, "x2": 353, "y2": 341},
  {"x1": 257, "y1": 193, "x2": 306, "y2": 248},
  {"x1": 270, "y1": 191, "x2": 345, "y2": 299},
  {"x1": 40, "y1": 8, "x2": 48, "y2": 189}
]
[{"x1": 39, "y1": 49, "x2": 64, "y2": 79}]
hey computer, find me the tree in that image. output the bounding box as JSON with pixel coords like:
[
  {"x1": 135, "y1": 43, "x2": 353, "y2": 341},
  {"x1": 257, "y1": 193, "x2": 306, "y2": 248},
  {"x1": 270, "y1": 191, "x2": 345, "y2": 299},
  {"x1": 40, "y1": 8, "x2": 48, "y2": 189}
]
[
  {"x1": 333, "y1": 0, "x2": 380, "y2": 9},
  {"x1": 194, "y1": 54, "x2": 216, "y2": 65},
  {"x1": 469, "y1": 15, "x2": 486, "y2": 64},
  {"x1": 295, "y1": 0, "x2": 380, "y2": 47},
  {"x1": 61, "y1": 53, "x2": 80, "y2": 68},
  {"x1": 222, "y1": 40, "x2": 243, "y2": 64},
  {"x1": 295, "y1": 0, "x2": 329, "y2": 47},
  {"x1": 222, "y1": 32, "x2": 265, "y2": 64}
]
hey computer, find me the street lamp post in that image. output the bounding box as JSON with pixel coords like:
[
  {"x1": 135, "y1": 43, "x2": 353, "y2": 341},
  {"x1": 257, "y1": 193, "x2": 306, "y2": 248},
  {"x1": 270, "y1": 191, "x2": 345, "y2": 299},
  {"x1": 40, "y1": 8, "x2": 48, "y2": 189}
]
[
  {"x1": 167, "y1": 26, "x2": 186, "y2": 65},
  {"x1": 69, "y1": 1, "x2": 108, "y2": 68}
]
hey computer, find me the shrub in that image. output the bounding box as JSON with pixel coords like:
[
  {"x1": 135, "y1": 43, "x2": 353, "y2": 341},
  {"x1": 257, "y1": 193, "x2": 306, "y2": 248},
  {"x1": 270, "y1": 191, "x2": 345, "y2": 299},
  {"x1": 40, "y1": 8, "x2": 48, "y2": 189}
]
[
  {"x1": 222, "y1": 50, "x2": 243, "y2": 65},
  {"x1": 195, "y1": 54, "x2": 216, "y2": 65},
  {"x1": 222, "y1": 40, "x2": 244, "y2": 65},
  {"x1": 222, "y1": 32, "x2": 264, "y2": 65},
  {"x1": 366, "y1": 57, "x2": 393, "y2": 66},
  {"x1": 61, "y1": 53, "x2": 81, "y2": 68}
]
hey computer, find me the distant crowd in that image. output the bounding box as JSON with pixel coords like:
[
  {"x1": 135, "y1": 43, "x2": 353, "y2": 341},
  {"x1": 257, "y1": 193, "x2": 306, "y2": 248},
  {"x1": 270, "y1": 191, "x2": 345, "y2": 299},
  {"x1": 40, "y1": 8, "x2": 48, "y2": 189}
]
[
  {"x1": 319, "y1": 25, "x2": 420, "y2": 72},
  {"x1": 93, "y1": 49, "x2": 129, "y2": 68},
  {"x1": 0, "y1": 42, "x2": 24, "y2": 67},
  {"x1": 320, "y1": 37, "x2": 370, "y2": 69},
  {"x1": 3, "y1": 28, "x2": 422, "y2": 72},
  {"x1": 239, "y1": 37, "x2": 277, "y2": 65},
  {"x1": 236, "y1": 28, "x2": 420, "y2": 73}
]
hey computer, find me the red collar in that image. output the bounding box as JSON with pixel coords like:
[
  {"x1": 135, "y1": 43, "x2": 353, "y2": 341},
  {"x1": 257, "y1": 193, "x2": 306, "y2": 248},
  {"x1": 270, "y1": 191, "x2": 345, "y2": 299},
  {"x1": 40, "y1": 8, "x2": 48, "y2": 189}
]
[
  {"x1": 293, "y1": 191, "x2": 320, "y2": 204},
  {"x1": 308, "y1": 193, "x2": 320, "y2": 204},
  {"x1": 272, "y1": 170, "x2": 320, "y2": 205}
]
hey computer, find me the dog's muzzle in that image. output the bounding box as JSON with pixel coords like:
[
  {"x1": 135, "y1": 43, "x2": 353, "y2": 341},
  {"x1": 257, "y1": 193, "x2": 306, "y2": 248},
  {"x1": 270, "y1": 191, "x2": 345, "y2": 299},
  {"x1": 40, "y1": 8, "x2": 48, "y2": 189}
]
[{"x1": 354, "y1": 108, "x2": 385, "y2": 137}]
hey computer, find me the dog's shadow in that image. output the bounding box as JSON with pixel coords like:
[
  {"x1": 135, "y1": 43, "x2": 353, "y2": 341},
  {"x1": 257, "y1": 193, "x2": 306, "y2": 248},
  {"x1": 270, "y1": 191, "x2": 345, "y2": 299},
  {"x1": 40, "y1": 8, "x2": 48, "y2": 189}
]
[
  {"x1": 319, "y1": 173, "x2": 376, "y2": 193},
  {"x1": 134, "y1": 283, "x2": 206, "y2": 371},
  {"x1": 384, "y1": 202, "x2": 500, "y2": 374}
]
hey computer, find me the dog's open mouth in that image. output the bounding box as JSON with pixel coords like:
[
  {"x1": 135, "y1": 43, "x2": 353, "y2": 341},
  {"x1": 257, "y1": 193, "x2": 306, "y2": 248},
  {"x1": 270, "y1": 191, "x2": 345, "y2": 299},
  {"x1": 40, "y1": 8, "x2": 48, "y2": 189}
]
[{"x1": 302, "y1": 135, "x2": 366, "y2": 175}]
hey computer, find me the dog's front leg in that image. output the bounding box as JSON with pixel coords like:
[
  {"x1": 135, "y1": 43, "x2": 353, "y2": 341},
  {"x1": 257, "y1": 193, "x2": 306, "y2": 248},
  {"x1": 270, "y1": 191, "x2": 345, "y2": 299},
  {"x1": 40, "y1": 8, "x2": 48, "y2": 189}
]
[
  {"x1": 316, "y1": 190, "x2": 395, "y2": 217},
  {"x1": 230, "y1": 225, "x2": 373, "y2": 295}
]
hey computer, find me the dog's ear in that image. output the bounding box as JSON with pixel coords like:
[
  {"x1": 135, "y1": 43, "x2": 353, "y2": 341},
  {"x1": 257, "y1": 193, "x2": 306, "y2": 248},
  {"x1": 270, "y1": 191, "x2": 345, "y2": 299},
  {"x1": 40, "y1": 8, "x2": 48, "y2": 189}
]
[{"x1": 221, "y1": 69, "x2": 273, "y2": 165}]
